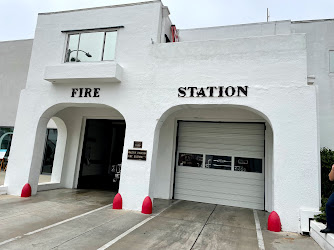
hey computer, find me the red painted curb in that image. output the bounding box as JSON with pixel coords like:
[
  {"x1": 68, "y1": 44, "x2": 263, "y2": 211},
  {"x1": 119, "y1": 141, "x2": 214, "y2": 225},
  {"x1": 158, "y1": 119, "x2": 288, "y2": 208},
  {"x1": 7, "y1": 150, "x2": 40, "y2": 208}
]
[
  {"x1": 113, "y1": 193, "x2": 122, "y2": 209},
  {"x1": 21, "y1": 183, "x2": 31, "y2": 197},
  {"x1": 268, "y1": 211, "x2": 281, "y2": 232},
  {"x1": 141, "y1": 196, "x2": 152, "y2": 214}
]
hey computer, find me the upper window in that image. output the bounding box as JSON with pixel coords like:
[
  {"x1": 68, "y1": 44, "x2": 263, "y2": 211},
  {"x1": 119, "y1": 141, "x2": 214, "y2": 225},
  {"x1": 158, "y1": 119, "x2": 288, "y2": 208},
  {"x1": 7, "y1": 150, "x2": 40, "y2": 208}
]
[
  {"x1": 65, "y1": 31, "x2": 117, "y2": 63},
  {"x1": 330, "y1": 51, "x2": 334, "y2": 73}
]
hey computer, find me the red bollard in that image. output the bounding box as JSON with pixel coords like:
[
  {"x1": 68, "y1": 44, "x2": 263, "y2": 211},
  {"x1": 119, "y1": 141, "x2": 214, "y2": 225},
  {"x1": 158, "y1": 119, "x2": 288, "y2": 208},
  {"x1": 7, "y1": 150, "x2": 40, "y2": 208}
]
[
  {"x1": 113, "y1": 193, "x2": 122, "y2": 209},
  {"x1": 21, "y1": 183, "x2": 31, "y2": 197},
  {"x1": 268, "y1": 211, "x2": 281, "y2": 232},
  {"x1": 141, "y1": 196, "x2": 152, "y2": 214}
]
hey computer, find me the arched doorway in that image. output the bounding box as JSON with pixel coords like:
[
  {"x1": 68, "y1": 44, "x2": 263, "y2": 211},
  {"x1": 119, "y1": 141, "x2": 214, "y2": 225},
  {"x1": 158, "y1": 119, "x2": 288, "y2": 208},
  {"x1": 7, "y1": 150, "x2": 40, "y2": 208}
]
[
  {"x1": 38, "y1": 117, "x2": 66, "y2": 185},
  {"x1": 152, "y1": 104, "x2": 274, "y2": 211},
  {"x1": 5, "y1": 103, "x2": 126, "y2": 195},
  {"x1": 49, "y1": 104, "x2": 127, "y2": 192}
]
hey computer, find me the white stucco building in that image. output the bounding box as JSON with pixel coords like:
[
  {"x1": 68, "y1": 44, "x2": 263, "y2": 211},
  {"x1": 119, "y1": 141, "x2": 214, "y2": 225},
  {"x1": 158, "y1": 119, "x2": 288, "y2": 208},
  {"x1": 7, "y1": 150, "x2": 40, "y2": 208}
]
[{"x1": 1, "y1": 1, "x2": 334, "y2": 233}]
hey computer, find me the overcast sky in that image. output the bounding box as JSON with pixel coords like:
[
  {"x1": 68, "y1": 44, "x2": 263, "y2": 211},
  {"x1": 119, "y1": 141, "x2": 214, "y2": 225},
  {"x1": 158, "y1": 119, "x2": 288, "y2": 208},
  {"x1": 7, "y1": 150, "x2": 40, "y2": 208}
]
[{"x1": 1, "y1": 0, "x2": 334, "y2": 41}]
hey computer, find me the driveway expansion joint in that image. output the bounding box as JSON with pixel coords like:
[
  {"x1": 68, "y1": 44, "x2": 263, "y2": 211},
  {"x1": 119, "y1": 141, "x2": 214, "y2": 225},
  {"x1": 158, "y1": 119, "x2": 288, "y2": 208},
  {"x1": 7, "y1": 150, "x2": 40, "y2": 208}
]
[
  {"x1": 50, "y1": 214, "x2": 125, "y2": 249},
  {"x1": 190, "y1": 204, "x2": 217, "y2": 250}
]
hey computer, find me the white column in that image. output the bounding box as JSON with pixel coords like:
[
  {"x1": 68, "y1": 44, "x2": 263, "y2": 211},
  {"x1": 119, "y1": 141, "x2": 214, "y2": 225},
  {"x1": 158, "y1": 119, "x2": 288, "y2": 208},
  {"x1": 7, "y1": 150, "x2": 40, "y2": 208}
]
[
  {"x1": 272, "y1": 119, "x2": 320, "y2": 233},
  {"x1": 5, "y1": 100, "x2": 48, "y2": 195},
  {"x1": 50, "y1": 117, "x2": 67, "y2": 183},
  {"x1": 58, "y1": 112, "x2": 85, "y2": 189},
  {"x1": 119, "y1": 117, "x2": 157, "y2": 211}
]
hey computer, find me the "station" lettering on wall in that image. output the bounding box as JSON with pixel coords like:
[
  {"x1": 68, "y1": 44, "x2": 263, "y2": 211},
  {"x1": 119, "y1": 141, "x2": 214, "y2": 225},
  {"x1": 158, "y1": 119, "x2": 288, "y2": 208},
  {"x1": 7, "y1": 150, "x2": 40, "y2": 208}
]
[{"x1": 178, "y1": 86, "x2": 248, "y2": 97}]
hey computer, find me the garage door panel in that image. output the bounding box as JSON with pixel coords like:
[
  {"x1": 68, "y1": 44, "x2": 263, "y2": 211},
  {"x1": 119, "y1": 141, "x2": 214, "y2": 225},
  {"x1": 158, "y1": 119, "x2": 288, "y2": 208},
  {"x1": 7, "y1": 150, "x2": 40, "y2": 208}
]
[
  {"x1": 178, "y1": 136, "x2": 265, "y2": 146},
  {"x1": 176, "y1": 166, "x2": 264, "y2": 180},
  {"x1": 177, "y1": 148, "x2": 264, "y2": 159},
  {"x1": 175, "y1": 180, "x2": 264, "y2": 197},
  {"x1": 179, "y1": 130, "x2": 265, "y2": 138},
  {"x1": 175, "y1": 174, "x2": 264, "y2": 188},
  {"x1": 180, "y1": 122, "x2": 264, "y2": 131},
  {"x1": 175, "y1": 173, "x2": 264, "y2": 186},
  {"x1": 178, "y1": 142, "x2": 264, "y2": 154},
  {"x1": 175, "y1": 121, "x2": 265, "y2": 210},
  {"x1": 174, "y1": 193, "x2": 264, "y2": 210},
  {"x1": 179, "y1": 125, "x2": 264, "y2": 135},
  {"x1": 175, "y1": 188, "x2": 264, "y2": 204}
]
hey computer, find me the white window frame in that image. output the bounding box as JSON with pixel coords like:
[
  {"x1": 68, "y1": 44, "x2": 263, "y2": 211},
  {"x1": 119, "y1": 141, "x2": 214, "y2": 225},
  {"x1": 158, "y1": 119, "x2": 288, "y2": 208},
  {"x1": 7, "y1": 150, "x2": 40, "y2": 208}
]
[{"x1": 64, "y1": 28, "x2": 118, "y2": 63}]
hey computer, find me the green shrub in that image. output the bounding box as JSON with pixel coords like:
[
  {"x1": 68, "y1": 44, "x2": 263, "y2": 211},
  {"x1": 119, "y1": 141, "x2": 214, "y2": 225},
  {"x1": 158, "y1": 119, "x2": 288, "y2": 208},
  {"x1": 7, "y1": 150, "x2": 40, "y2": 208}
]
[
  {"x1": 315, "y1": 197, "x2": 328, "y2": 224},
  {"x1": 315, "y1": 148, "x2": 334, "y2": 223}
]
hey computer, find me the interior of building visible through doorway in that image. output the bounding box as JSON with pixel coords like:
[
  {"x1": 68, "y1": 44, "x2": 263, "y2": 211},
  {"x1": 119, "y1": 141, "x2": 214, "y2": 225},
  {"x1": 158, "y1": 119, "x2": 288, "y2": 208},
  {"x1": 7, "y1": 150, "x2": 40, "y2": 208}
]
[{"x1": 78, "y1": 119, "x2": 126, "y2": 191}]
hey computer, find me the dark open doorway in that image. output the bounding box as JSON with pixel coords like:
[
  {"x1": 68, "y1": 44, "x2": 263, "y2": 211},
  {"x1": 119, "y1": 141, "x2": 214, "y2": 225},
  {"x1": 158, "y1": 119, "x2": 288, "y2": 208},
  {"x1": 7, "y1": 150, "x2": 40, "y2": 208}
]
[{"x1": 78, "y1": 119, "x2": 126, "y2": 191}]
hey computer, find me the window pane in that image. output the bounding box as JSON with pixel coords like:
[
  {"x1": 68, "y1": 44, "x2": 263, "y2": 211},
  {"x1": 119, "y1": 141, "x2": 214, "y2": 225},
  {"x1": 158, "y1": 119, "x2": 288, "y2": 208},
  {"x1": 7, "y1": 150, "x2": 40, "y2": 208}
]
[
  {"x1": 66, "y1": 34, "x2": 79, "y2": 62},
  {"x1": 0, "y1": 127, "x2": 14, "y2": 158},
  {"x1": 234, "y1": 157, "x2": 262, "y2": 173},
  {"x1": 0, "y1": 127, "x2": 14, "y2": 135},
  {"x1": 48, "y1": 129, "x2": 58, "y2": 142},
  {"x1": 205, "y1": 155, "x2": 231, "y2": 170},
  {"x1": 103, "y1": 31, "x2": 117, "y2": 61},
  {"x1": 41, "y1": 129, "x2": 58, "y2": 174},
  {"x1": 330, "y1": 51, "x2": 334, "y2": 73},
  {"x1": 178, "y1": 153, "x2": 203, "y2": 167},
  {"x1": 77, "y1": 32, "x2": 104, "y2": 62},
  {"x1": 0, "y1": 127, "x2": 14, "y2": 149}
]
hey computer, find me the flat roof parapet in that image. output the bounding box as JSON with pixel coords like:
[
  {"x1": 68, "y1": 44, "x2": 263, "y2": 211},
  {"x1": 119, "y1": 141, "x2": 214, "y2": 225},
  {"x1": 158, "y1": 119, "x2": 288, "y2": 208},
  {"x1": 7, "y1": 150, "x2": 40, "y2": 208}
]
[{"x1": 38, "y1": 0, "x2": 160, "y2": 15}]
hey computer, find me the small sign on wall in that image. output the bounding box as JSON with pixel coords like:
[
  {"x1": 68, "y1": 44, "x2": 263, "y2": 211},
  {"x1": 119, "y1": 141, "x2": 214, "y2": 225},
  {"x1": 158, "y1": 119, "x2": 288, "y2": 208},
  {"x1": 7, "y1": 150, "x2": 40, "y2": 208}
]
[
  {"x1": 133, "y1": 141, "x2": 143, "y2": 148},
  {"x1": 128, "y1": 150, "x2": 147, "y2": 161}
]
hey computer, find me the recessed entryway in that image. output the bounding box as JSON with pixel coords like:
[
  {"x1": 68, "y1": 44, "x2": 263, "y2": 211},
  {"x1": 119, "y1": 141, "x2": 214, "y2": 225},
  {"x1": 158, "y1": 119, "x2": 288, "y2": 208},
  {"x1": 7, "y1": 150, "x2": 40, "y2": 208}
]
[{"x1": 78, "y1": 119, "x2": 126, "y2": 191}]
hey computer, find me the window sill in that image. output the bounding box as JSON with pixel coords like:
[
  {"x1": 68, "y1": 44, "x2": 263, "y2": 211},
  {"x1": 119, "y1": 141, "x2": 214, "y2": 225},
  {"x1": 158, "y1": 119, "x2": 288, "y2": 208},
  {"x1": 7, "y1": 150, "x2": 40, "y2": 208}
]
[{"x1": 44, "y1": 61, "x2": 123, "y2": 84}]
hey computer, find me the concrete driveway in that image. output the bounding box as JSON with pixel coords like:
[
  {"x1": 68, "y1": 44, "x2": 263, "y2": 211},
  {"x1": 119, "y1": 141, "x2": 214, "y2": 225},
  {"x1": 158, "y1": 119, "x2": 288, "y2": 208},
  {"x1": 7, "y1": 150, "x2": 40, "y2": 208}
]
[{"x1": 0, "y1": 189, "x2": 321, "y2": 250}]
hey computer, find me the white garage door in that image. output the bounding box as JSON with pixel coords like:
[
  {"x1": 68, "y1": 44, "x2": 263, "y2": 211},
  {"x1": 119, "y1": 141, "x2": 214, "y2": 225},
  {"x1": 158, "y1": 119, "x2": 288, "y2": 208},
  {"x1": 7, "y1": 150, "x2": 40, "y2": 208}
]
[{"x1": 174, "y1": 121, "x2": 265, "y2": 210}]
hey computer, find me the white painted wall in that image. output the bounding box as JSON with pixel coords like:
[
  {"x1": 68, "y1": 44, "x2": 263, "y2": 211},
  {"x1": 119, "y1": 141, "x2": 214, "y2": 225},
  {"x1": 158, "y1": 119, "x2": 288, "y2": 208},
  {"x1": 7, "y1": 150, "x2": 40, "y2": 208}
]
[
  {"x1": 148, "y1": 32, "x2": 319, "y2": 233},
  {"x1": 49, "y1": 117, "x2": 67, "y2": 183},
  {"x1": 11, "y1": 1, "x2": 166, "y2": 211},
  {"x1": 0, "y1": 39, "x2": 57, "y2": 131},
  {"x1": 292, "y1": 20, "x2": 334, "y2": 149},
  {"x1": 1, "y1": 1, "x2": 321, "y2": 233},
  {"x1": 159, "y1": 6, "x2": 172, "y2": 43},
  {"x1": 0, "y1": 39, "x2": 32, "y2": 127},
  {"x1": 178, "y1": 20, "x2": 291, "y2": 42},
  {"x1": 177, "y1": 18, "x2": 334, "y2": 151}
]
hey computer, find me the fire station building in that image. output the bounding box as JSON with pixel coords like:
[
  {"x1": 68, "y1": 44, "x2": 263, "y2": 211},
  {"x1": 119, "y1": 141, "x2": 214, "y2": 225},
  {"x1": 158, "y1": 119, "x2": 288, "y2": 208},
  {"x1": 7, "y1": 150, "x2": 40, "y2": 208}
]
[{"x1": 1, "y1": 1, "x2": 334, "y2": 233}]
